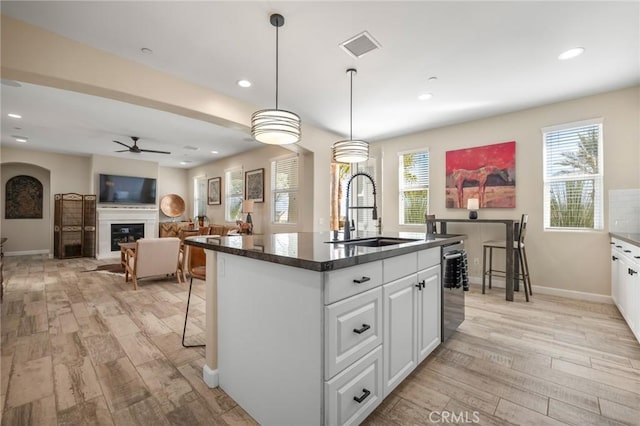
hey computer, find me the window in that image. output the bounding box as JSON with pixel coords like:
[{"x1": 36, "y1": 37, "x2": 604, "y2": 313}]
[
  {"x1": 398, "y1": 151, "x2": 429, "y2": 225},
  {"x1": 225, "y1": 168, "x2": 243, "y2": 222},
  {"x1": 543, "y1": 119, "x2": 603, "y2": 230},
  {"x1": 399, "y1": 150, "x2": 429, "y2": 225},
  {"x1": 193, "y1": 176, "x2": 207, "y2": 218},
  {"x1": 271, "y1": 155, "x2": 298, "y2": 224}
]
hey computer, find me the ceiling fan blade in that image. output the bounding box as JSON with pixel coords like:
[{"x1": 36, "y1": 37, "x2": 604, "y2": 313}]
[
  {"x1": 113, "y1": 140, "x2": 132, "y2": 149},
  {"x1": 115, "y1": 149, "x2": 130, "y2": 152},
  {"x1": 140, "y1": 149, "x2": 172, "y2": 154}
]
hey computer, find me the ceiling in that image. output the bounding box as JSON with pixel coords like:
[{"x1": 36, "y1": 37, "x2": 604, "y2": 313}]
[{"x1": 1, "y1": 1, "x2": 638, "y2": 168}]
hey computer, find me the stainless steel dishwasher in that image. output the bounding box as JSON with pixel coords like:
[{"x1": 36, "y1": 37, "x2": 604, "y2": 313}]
[{"x1": 441, "y1": 239, "x2": 467, "y2": 342}]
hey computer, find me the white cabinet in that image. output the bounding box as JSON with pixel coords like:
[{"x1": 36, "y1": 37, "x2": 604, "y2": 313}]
[
  {"x1": 417, "y1": 265, "x2": 441, "y2": 363},
  {"x1": 218, "y1": 246, "x2": 443, "y2": 426},
  {"x1": 382, "y1": 274, "x2": 418, "y2": 395},
  {"x1": 325, "y1": 287, "x2": 383, "y2": 380},
  {"x1": 382, "y1": 250, "x2": 441, "y2": 396},
  {"x1": 610, "y1": 238, "x2": 640, "y2": 343},
  {"x1": 611, "y1": 243, "x2": 621, "y2": 306},
  {"x1": 325, "y1": 346, "x2": 383, "y2": 426}
]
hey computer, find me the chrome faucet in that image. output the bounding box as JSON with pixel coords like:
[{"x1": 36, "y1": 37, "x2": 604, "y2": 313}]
[{"x1": 344, "y1": 172, "x2": 378, "y2": 241}]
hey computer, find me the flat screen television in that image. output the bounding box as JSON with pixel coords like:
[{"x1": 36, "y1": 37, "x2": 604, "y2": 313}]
[{"x1": 99, "y1": 174, "x2": 157, "y2": 204}]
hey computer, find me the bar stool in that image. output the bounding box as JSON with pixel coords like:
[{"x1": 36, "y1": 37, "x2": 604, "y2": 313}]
[
  {"x1": 182, "y1": 243, "x2": 206, "y2": 348},
  {"x1": 482, "y1": 214, "x2": 532, "y2": 301}
]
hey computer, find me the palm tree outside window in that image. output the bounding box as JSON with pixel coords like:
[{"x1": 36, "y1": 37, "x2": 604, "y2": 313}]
[{"x1": 543, "y1": 119, "x2": 603, "y2": 230}]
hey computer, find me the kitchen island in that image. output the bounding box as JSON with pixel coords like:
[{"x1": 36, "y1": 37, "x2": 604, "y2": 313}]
[{"x1": 185, "y1": 231, "x2": 465, "y2": 425}]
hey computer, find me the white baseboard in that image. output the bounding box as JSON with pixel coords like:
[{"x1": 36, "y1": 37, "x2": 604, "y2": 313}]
[
  {"x1": 202, "y1": 364, "x2": 219, "y2": 388},
  {"x1": 468, "y1": 276, "x2": 613, "y2": 304},
  {"x1": 4, "y1": 250, "x2": 50, "y2": 257}
]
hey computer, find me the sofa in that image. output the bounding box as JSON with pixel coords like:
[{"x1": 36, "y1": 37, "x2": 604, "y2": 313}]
[
  {"x1": 159, "y1": 221, "x2": 194, "y2": 238},
  {"x1": 159, "y1": 222, "x2": 239, "y2": 238}
]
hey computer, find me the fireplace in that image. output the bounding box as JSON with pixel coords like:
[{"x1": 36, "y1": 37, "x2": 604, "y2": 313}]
[
  {"x1": 97, "y1": 207, "x2": 158, "y2": 259},
  {"x1": 110, "y1": 223, "x2": 144, "y2": 251}
]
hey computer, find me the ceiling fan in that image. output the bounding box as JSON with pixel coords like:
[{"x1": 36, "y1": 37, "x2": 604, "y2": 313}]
[{"x1": 113, "y1": 136, "x2": 171, "y2": 155}]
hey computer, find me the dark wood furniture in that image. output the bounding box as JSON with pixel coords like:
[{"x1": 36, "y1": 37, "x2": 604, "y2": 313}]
[
  {"x1": 53, "y1": 193, "x2": 96, "y2": 258},
  {"x1": 429, "y1": 218, "x2": 520, "y2": 301}
]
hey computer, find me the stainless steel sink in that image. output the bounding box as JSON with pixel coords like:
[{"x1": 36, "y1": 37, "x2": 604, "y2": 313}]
[{"x1": 328, "y1": 237, "x2": 420, "y2": 247}]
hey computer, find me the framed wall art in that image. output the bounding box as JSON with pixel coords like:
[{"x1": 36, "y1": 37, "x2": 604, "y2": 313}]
[
  {"x1": 445, "y1": 141, "x2": 516, "y2": 208},
  {"x1": 5, "y1": 175, "x2": 43, "y2": 219},
  {"x1": 245, "y1": 168, "x2": 264, "y2": 203},
  {"x1": 208, "y1": 177, "x2": 221, "y2": 205}
]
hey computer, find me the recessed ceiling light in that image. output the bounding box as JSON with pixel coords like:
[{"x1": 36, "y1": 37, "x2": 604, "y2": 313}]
[
  {"x1": 211, "y1": 150, "x2": 219, "y2": 154},
  {"x1": 237, "y1": 80, "x2": 252, "y2": 88},
  {"x1": 180, "y1": 160, "x2": 193, "y2": 165},
  {"x1": 140, "y1": 47, "x2": 153, "y2": 55},
  {"x1": 14, "y1": 137, "x2": 28, "y2": 143},
  {"x1": 8, "y1": 113, "x2": 21, "y2": 119},
  {"x1": 418, "y1": 93, "x2": 433, "y2": 101},
  {"x1": 558, "y1": 47, "x2": 585, "y2": 60}
]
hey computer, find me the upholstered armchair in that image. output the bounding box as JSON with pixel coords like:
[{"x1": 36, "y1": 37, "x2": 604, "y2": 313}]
[{"x1": 124, "y1": 237, "x2": 181, "y2": 290}]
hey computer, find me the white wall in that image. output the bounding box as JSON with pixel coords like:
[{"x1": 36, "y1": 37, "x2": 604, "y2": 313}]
[
  {"x1": 158, "y1": 166, "x2": 189, "y2": 222},
  {"x1": 0, "y1": 147, "x2": 191, "y2": 253},
  {"x1": 375, "y1": 86, "x2": 640, "y2": 297},
  {"x1": 187, "y1": 145, "x2": 313, "y2": 235},
  {"x1": 0, "y1": 163, "x2": 51, "y2": 254},
  {"x1": 0, "y1": 148, "x2": 91, "y2": 254}
]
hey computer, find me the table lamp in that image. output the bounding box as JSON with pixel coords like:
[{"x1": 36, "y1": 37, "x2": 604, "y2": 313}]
[
  {"x1": 467, "y1": 198, "x2": 479, "y2": 220},
  {"x1": 242, "y1": 200, "x2": 254, "y2": 233}
]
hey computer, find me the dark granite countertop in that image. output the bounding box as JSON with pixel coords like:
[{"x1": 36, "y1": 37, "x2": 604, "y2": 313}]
[
  {"x1": 610, "y1": 232, "x2": 640, "y2": 247},
  {"x1": 184, "y1": 231, "x2": 466, "y2": 272}
]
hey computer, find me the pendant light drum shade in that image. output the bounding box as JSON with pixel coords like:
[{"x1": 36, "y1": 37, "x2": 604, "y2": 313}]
[
  {"x1": 332, "y1": 68, "x2": 369, "y2": 163},
  {"x1": 251, "y1": 13, "x2": 301, "y2": 145},
  {"x1": 251, "y1": 109, "x2": 301, "y2": 145},
  {"x1": 332, "y1": 139, "x2": 369, "y2": 163}
]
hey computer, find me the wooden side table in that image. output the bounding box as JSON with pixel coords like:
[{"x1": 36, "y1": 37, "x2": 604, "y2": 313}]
[{"x1": 118, "y1": 241, "x2": 136, "y2": 270}]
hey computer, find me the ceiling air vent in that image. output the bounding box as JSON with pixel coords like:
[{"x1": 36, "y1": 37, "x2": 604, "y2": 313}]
[
  {"x1": 183, "y1": 145, "x2": 199, "y2": 151},
  {"x1": 339, "y1": 31, "x2": 381, "y2": 59}
]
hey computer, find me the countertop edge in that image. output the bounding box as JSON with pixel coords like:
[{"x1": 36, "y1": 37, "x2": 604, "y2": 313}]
[
  {"x1": 185, "y1": 234, "x2": 467, "y2": 272},
  {"x1": 610, "y1": 232, "x2": 640, "y2": 247}
]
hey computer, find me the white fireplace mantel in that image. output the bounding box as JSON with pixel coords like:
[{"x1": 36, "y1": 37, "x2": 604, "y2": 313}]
[{"x1": 97, "y1": 206, "x2": 158, "y2": 259}]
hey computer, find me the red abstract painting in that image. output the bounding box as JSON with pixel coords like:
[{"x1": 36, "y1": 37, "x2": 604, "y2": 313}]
[{"x1": 445, "y1": 141, "x2": 516, "y2": 208}]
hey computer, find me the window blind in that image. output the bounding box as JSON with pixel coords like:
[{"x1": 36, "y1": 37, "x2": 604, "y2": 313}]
[
  {"x1": 543, "y1": 121, "x2": 603, "y2": 230},
  {"x1": 272, "y1": 156, "x2": 299, "y2": 224},
  {"x1": 225, "y1": 168, "x2": 243, "y2": 222},
  {"x1": 399, "y1": 151, "x2": 429, "y2": 225},
  {"x1": 194, "y1": 176, "x2": 207, "y2": 218}
]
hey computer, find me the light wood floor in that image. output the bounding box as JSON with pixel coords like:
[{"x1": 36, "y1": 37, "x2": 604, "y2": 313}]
[{"x1": 1, "y1": 255, "x2": 639, "y2": 425}]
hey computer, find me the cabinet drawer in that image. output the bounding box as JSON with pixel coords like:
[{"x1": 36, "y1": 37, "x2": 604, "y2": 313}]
[
  {"x1": 618, "y1": 240, "x2": 640, "y2": 260},
  {"x1": 325, "y1": 287, "x2": 382, "y2": 380},
  {"x1": 418, "y1": 247, "x2": 440, "y2": 270},
  {"x1": 324, "y1": 261, "x2": 382, "y2": 305},
  {"x1": 383, "y1": 252, "x2": 417, "y2": 283},
  {"x1": 325, "y1": 346, "x2": 383, "y2": 426}
]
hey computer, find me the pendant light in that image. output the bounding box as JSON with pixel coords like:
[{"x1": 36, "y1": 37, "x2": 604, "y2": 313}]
[
  {"x1": 251, "y1": 14, "x2": 301, "y2": 145},
  {"x1": 332, "y1": 68, "x2": 369, "y2": 163}
]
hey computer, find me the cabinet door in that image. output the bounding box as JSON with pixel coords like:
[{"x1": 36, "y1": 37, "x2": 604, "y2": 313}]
[
  {"x1": 631, "y1": 265, "x2": 640, "y2": 340},
  {"x1": 417, "y1": 265, "x2": 441, "y2": 363},
  {"x1": 611, "y1": 244, "x2": 620, "y2": 305},
  {"x1": 623, "y1": 260, "x2": 639, "y2": 337},
  {"x1": 383, "y1": 274, "x2": 417, "y2": 396},
  {"x1": 617, "y1": 255, "x2": 631, "y2": 320}
]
